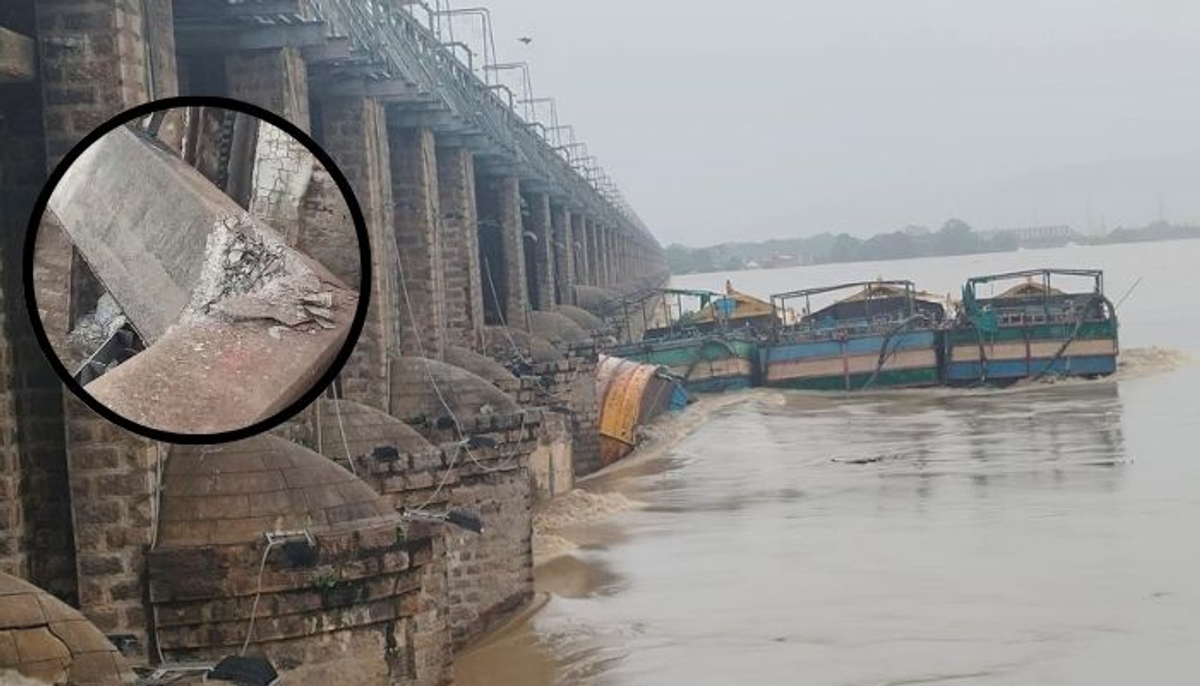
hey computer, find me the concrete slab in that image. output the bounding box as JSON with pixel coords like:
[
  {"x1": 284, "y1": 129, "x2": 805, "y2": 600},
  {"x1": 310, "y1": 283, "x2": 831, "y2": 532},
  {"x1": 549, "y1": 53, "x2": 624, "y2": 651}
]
[
  {"x1": 48, "y1": 125, "x2": 349, "y2": 344},
  {"x1": 0, "y1": 27, "x2": 35, "y2": 83},
  {"x1": 46, "y1": 124, "x2": 360, "y2": 435},
  {"x1": 83, "y1": 288, "x2": 356, "y2": 435}
]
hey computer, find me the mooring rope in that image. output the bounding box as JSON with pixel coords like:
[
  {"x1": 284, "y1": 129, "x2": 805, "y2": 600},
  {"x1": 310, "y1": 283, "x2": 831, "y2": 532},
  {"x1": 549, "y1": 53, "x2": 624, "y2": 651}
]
[
  {"x1": 862, "y1": 314, "x2": 930, "y2": 390},
  {"x1": 1029, "y1": 295, "x2": 1111, "y2": 383}
]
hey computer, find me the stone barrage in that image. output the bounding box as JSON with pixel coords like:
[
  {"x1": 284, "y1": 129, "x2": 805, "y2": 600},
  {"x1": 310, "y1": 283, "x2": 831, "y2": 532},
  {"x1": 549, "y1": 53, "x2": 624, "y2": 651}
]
[{"x1": 0, "y1": 0, "x2": 668, "y2": 682}]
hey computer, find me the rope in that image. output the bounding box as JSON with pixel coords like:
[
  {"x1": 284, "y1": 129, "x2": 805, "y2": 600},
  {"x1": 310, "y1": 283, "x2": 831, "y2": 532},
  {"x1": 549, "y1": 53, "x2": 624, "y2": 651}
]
[
  {"x1": 240, "y1": 539, "x2": 282, "y2": 656},
  {"x1": 972, "y1": 324, "x2": 990, "y2": 387},
  {"x1": 413, "y1": 441, "x2": 464, "y2": 510},
  {"x1": 681, "y1": 337, "x2": 737, "y2": 383},
  {"x1": 334, "y1": 397, "x2": 357, "y2": 476},
  {"x1": 1029, "y1": 295, "x2": 1110, "y2": 382},
  {"x1": 149, "y1": 443, "x2": 167, "y2": 666},
  {"x1": 396, "y1": 236, "x2": 514, "y2": 479},
  {"x1": 482, "y1": 254, "x2": 531, "y2": 365},
  {"x1": 541, "y1": 360, "x2": 583, "y2": 400},
  {"x1": 862, "y1": 314, "x2": 929, "y2": 390},
  {"x1": 315, "y1": 393, "x2": 323, "y2": 455},
  {"x1": 1114, "y1": 277, "x2": 1142, "y2": 312}
]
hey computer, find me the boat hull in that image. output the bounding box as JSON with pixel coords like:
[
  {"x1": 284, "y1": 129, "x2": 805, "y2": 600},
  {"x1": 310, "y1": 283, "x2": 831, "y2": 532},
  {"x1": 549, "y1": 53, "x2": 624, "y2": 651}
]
[
  {"x1": 760, "y1": 330, "x2": 941, "y2": 391},
  {"x1": 942, "y1": 321, "x2": 1118, "y2": 384},
  {"x1": 610, "y1": 337, "x2": 757, "y2": 393}
]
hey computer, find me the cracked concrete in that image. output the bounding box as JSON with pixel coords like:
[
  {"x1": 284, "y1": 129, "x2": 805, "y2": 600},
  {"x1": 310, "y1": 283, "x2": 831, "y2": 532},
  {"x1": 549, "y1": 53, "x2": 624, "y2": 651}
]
[{"x1": 43, "y1": 120, "x2": 360, "y2": 435}]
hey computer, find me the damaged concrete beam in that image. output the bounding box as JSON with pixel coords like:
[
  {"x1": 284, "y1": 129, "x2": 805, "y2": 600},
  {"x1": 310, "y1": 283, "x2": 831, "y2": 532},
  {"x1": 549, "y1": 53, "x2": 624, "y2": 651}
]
[
  {"x1": 46, "y1": 125, "x2": 359, "y2": 435},
  {"x1": 0, "y1": 27, "x2": 36, "y2": 83}
]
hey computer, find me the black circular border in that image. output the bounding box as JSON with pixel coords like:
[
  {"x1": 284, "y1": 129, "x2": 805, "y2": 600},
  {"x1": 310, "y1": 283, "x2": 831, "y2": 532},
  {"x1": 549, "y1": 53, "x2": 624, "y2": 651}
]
[{"x1": 22, "y1": 96, "x2": 372, "y2": 445}]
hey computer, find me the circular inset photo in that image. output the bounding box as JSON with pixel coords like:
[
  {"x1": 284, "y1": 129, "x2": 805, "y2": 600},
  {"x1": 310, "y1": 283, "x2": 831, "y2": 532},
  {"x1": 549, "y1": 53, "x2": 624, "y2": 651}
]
[{"x1": 25, "y1": 97, "x2": 370, "y2": 442}]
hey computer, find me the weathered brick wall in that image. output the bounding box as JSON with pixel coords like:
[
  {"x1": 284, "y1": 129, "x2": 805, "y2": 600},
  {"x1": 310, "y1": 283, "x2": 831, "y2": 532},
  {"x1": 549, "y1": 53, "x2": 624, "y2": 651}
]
[
  {"x1": 317, "y1": 96, "x2": 399, "y2": 412},
  {"x1": 145, "y1": 436, "x2": 452, "y2": 684},
  {"x1": 407, "y1": 533, "x2": 451, "y2": 685},
  {"x1": 585, "y1": 219, "x2": 601, "y2": 287},
  {"x1": 436, "y1": 146, "x2": 485, "y2": 352},
  {"x1": 297, "y1": 160, "x2": 358, "y2": 286},
  {"x1": 572, "y1": 213, "x2": 590, "y2": 287},
  {"x1": 248, "y1": 121, "x2": 314, "y2": 246},
  {"x1": 33, "y1": 0, "x2": 180, "y2": 643},
  {"x1": 0, "y1": 36, "x2": 78, "y2": 603},
  {"x1": 273, "y1": 399, "x2": 456, "y2": 680},
  {"x1": 367, "y1": 411, "x2": 540, "y2": 648},
  {"x1": 619, "y1": 232, "x2": 631, "y2": 285},
  {"x1": 528, "y1": 412, "x2": 574, "y2": 500},
  {"x1": 289, "y1": 397, "x2": 538, "y2": 657},
  {"x1": 389, "y1": 125, "x2": 446, "y2": 361},
  {"x1": 0, "y1": 186, "x2": 25, "y2": 580},
  {"x1": 475, "y1": 175, "x2": 528, "y2": 329},
  {"x1": 597, "y1": 225, "x2": 611, "y2": 287},
  {"x1": 35, "y1": 0, "x2": 177, "y2": 161},
  {"x1": 525, "y1": 192, "x2": 555, "y2": 312},
  {"x1": 551, "y1": 205, "x2": 575, "y2": 306},
  {"x1": 613, "y1": 233, "x2": 625, "y2": 285},
  {"x1": 30, "y1": 215, "x2": 72, "y2": 362},
  {"x1": 149, "y1": 524, "x2": 445, "y2": 686},
  {"x1": 610, "y1": 228, "x2": 621, "y2": 286},
  {"x1": 64, "y1": 406, "x2": 159, "y2": 655},
  {"x1": 530, "y1": 345, "x2": 601, "y2": 478},
  {"x1": 225, "y1": 46, "x2": 310, "y2": 132},
  {"x1": 142, "y1": 0, "x2": 179, "y2": 100}
]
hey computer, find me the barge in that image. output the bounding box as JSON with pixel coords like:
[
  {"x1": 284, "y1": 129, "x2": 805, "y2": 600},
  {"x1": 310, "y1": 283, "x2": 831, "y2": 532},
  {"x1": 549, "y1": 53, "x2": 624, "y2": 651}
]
[
  {"x1": 609, "y1": 283, "x2": 774, "y2": 393},
  {"x1": 760, "y1": 280, "x2": 947, "y2": 390},
  {"x1": 943, "y1": 268, "x2": 1119, "y2": 385}
]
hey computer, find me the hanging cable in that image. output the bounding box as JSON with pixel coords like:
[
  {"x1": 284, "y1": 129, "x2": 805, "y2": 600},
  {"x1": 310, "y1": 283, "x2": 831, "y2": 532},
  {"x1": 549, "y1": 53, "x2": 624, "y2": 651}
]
[
  {"x1": 1029, "y1": 295, "x2": 1110, "y2": 382},
  {"x1": 482, "y1": 254, "x2": 531, "y2": 365},
  {"x1": 394, "y1": 233, "x2": 519, "y2": 478},
  {"x1": 334, "y1": 396, "x2": 357, "y2": 476}
]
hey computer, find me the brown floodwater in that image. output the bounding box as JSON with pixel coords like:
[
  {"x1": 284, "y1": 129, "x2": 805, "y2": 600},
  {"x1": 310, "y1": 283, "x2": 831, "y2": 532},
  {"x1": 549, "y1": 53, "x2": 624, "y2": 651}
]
[{"x1": 456, "y1": 241, "x2": 1200, "y2": 685}]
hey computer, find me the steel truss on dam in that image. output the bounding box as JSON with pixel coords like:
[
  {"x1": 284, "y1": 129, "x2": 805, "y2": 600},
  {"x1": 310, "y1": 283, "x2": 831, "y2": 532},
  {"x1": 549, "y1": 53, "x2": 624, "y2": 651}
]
[{"x1": 174, "y1": 0, "x2": 661, "y2": 267}]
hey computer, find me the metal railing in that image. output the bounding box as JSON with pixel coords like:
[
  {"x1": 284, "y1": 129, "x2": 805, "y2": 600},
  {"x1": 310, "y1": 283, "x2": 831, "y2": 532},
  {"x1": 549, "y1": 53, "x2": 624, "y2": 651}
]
[{"x1": 298, "y1": 0, "x2": 658, "y2": 249}]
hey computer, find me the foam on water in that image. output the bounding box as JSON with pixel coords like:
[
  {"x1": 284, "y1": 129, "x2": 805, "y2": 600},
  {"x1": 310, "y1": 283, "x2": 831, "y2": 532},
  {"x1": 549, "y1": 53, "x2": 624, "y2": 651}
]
[
  {"x1": 1113, "y1": 345, "x2": 1191, "y2": 379},
  {"x1": 534, "y1": 490, "x2": 642, "y2": 533}
]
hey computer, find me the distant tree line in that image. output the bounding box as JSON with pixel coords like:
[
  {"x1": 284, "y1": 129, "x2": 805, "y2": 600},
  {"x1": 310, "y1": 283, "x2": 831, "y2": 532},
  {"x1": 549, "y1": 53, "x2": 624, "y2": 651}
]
[
  {"x1": 666, "y1": 219, "x2": 1016, "y2": 274},
  {"x1": 666, "y1": 219, "x2": 1200, "y2": 275}
]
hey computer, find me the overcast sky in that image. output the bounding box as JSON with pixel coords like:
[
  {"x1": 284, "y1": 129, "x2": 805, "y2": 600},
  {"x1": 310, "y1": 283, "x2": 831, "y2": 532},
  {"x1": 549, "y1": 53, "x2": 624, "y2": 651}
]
[{"x1": 453, "y1": 1, "x2": 1200, "y2": 246}]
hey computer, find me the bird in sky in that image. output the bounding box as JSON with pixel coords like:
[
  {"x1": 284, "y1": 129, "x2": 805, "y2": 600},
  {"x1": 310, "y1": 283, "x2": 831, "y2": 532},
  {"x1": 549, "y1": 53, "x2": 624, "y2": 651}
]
[{"x1": 518, "y1": 36, "x2": 533, "y2": 45}]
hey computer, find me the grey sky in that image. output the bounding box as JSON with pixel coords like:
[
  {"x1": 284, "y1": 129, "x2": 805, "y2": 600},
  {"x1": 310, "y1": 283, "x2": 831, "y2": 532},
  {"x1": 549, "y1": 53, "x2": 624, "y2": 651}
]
[{"x1": 463, "y1": 1, "x2": 1200, "y2": 245}]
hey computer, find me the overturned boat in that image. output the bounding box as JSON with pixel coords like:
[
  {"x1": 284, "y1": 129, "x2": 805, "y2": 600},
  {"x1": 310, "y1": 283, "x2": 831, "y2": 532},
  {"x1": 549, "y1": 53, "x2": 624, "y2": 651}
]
[
  {"x1": 943, "y1": 268, "x2": 1119, "y2": 385},
  {"x1": 596, "y1": 355, "x2": 688, "y2": 466},
  {"x1": 609, "y1": 282, "x2": 774, "y2": 393},
  {"x1": 760, "y1": 280, "x2": 947, "y2": 390}
]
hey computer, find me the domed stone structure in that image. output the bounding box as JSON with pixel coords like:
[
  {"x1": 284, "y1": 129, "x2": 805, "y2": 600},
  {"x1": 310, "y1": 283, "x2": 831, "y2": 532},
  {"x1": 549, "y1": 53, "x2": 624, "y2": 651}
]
[
  {"x1": 573, "y1": 284, "x2": 622, "y2": 316},
  {"x1": 155, "y1": 434, "x2": 396, "y2": 547},
  {"x1": 148, "y1": 435, "x2": 449, "y2": 685},
  {"x1": 528, "y1": 311, "x2": 590, "y2": 346},
  {"x1": 443, "y1": 345, "x2": 520, "y2": 393},
  {"x1": 0, "y1": 573, "x2": 134, "y2": 685},
  {"x1": 303, "y1": 397, "x2": 436, "y2": 459},
  {"x1": 482, "y1": 326, "x2": 562, "y2": 364},
  {"x1": 553, "y1": 304, "x2": 607, "y2": 333},
  {"x1": 389, "y1": 357, "x2": 519, "y2": 426}
]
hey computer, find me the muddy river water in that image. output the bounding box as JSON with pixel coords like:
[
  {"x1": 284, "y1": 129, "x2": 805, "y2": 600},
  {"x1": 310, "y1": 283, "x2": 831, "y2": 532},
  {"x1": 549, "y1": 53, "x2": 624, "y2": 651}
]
[{"x1": 456, "y1": 240, "x2": 1200, "y2": 685}]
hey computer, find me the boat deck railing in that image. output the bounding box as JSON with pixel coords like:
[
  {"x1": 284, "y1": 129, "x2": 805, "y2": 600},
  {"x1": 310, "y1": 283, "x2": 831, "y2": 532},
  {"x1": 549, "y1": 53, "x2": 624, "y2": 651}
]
[
  {"x1": 984, "y1": 301, "x2": 1112, "y2": 327},
  {"x1": 776, "y1": 311, "x2": 940, "y2": 343}
]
